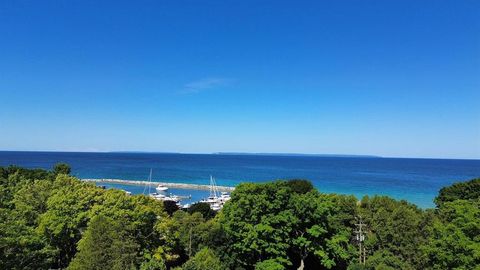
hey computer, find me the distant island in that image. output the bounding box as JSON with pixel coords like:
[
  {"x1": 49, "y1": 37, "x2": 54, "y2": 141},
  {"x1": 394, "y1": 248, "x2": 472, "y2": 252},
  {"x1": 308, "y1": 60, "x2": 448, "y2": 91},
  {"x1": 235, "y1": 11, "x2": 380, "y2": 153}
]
[{"x1": 214, "y1": 152, "x2": 381, "y2": 158}]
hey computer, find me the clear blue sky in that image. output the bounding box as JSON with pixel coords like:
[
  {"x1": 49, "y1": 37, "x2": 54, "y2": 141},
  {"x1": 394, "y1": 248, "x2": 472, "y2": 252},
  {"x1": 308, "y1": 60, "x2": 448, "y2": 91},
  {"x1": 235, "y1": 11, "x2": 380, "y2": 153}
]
[{"x1": 0, "y1": 1, "x2": 479, "y2": 159}]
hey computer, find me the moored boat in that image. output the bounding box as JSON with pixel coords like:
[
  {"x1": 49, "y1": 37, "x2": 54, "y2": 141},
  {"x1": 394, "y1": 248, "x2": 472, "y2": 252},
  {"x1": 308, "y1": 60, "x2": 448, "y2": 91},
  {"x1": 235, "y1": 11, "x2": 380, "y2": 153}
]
[
  {"x1": 155, "y1": 184, "x2": 169, "y2": 192},
  {"x1": 200, "y1": 176, "x2": 231, "y2": 211}
]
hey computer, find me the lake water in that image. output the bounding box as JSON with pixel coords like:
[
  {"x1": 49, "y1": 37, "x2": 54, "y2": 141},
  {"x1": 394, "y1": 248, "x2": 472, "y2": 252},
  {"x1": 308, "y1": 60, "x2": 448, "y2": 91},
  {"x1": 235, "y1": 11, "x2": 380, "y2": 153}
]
[{"x1": 1, "y1": 151, "x2": 479, "y2": 208}]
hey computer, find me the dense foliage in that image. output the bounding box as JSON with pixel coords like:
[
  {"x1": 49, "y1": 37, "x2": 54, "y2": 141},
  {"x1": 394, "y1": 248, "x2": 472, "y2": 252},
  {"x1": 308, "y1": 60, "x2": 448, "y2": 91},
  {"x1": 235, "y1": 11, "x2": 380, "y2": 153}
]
[
  {"x1": 0, "y1": 165, "x2": 478, "y2": 270},
  {"x1": 435, "y1": 178, "x2": 480, "y2": 206},
  {"x1": 219, "y1": 181, "x2": 357, "y2": 269}
]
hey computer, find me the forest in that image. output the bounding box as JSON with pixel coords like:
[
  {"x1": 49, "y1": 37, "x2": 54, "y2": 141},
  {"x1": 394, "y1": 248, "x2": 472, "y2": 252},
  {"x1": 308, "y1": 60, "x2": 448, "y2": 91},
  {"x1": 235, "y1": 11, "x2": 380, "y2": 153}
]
[{"x1": 0, "y1": 164, "x2": 478, "y2": 270}]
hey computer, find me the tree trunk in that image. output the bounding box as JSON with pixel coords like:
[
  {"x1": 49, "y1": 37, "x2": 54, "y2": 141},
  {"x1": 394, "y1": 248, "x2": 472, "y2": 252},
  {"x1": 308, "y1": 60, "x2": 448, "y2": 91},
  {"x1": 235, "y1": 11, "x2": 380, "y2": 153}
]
[{"x1": 297, "y1": 258, "x2": 304, "y2": 270}]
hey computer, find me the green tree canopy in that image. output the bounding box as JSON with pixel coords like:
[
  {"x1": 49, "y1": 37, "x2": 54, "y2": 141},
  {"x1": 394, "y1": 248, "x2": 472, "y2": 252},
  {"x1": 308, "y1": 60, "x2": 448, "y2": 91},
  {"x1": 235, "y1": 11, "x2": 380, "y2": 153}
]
[
  {"x1": 434, "y1": 178, "x2": 480, "y2": 207},
  {"x1": 285, "y1": 179, "x2": 314, "y2": 194},
  {"x1": 163, "y1": 200, "x2": 180, "y2": 216},
  {"x1": 422, "y1": 199, "x2": 480, "y2": 269},
  {"x1": 187, "y1": 202, "x2": 216, "y2": 220},
  {"x1": 156, "y1": 210, "x2": 215, "y2": 264},
  {"x1": 38, "y1": 175, "x2": 104, "y2": 268},
  {"x1": 68, "y1": 215, "x2": 138, "y2": 270},
  {"x1": 180, "y1": 247, "x2": 224, "y2": 270},
  {"x1": 0, "y1": 208, "x2": 55, "y2": 270},
  {"x1": 358, "y1": 196, "x2": 431, "y2": 269},
  {"x1": 255, "y1": 259, "x2": 285, "y2": 270},
  {"x1": 53, "y1": 163, "x2": 71, "y2": 175},
  {"x1": 1, "y1": 165, "x2": 479, "y2": 270},
  {"x1": 365, "y1": 250, "x2": 413, "y2": 270},
  {"x1": 140, "y1": 254, "x2": 167, "y2": 270},
  {"x1": 220, "y1": 181, "x2": 357, "y2": 269}
]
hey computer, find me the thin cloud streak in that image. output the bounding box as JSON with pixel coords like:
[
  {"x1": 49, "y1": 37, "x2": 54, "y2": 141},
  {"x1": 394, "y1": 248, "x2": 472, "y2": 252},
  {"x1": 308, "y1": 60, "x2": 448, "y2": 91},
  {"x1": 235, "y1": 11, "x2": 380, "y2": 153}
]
[{"x1": 181, "y1": 78, "x2": 233, "y2": 94}]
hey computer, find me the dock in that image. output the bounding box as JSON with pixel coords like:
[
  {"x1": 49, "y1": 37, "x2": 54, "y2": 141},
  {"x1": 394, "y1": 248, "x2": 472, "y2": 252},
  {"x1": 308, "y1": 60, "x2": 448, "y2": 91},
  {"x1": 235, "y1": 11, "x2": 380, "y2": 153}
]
[{"x1": 82, "y1": 178, "x2": 236, "y2": 192}]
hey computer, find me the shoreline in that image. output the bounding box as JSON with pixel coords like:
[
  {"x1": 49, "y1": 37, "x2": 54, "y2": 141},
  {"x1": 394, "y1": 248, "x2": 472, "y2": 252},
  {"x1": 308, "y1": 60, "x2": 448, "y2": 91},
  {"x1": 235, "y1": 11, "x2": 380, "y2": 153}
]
[{"x1": 82, "y1": 178, "x2": 235, "y2": 192}]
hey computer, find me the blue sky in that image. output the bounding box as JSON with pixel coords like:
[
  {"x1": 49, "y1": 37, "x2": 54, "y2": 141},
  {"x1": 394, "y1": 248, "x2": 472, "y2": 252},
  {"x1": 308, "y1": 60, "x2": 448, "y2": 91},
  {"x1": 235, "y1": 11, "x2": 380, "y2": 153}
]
[{"x1": 0, "y1": 1, "x2": 479, "y2": 159}]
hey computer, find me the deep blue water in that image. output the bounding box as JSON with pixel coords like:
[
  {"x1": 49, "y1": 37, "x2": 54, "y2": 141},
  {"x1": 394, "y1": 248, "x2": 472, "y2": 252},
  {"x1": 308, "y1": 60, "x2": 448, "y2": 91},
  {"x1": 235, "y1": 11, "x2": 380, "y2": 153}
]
[{"x1": 1, "y1": 151, "x2": 479, "y2": 208}]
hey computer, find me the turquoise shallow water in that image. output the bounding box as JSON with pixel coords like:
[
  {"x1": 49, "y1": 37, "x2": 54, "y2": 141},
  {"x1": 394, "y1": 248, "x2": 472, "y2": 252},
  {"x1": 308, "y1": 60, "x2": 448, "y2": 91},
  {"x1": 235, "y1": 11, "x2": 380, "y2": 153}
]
[{"x1": 1, "y1": 151, "x2": 479, "y2": 208}]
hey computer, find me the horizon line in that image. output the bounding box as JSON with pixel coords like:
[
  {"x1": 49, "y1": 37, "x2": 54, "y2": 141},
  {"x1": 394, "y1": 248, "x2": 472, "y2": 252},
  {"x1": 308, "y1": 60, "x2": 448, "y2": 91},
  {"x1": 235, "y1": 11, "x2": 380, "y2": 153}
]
[{"x1": 1, "y1": 149, "x2": 479, "y2": 161}]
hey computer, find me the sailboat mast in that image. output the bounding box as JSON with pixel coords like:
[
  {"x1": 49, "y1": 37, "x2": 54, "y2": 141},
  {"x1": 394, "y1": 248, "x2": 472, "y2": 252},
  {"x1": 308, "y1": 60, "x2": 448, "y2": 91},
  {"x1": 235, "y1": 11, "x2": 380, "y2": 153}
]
[
  {"x1": 148, "y1": 168, "x2": 153, "y2": 194},
  {"x1": 210, "y1": 175, "x2": 213, "y2": 197},
  {"x1": 209, "y1": 175, "x2": 219, "y2": 198},
  {"x1": 214, "y1": 177, "x2": 219, "y2": 198}
]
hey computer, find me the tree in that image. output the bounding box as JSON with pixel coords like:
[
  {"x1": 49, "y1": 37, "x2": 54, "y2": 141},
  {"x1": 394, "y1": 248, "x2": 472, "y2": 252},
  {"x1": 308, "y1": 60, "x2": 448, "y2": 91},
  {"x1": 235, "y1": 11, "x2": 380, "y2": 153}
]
[
  {"x1": 220, "y1": 181, "x2": 357, "y2": 269},
  {"x1": 170, "y1": 211, "x2": 207, "y2": 257},
  {"x1": 89, "y1": 190, "x2": 166, "y2": 253},
  {"x1": 358, "y1": 196, "x2": 430, "y2": 269},
  {"x1": 154, "y1": 210, "x2": 215, "y2": 268},
  {"x1": 3, "y1": 165, "x2": 478, "y2": 270},
  {"x1": 68, "y1": 215, "x2": 138, "y2": 270},
  {"x1": 164, "y1": 200, "x2": 180, "y2": 216},
  {"x1": 365, "y1": 250, "x2": 412, "y2": 270},
  {"x1": 140, "y1": 254, "x2": 167, "y2": 270},
  {"x1": 434, "y1": 178, "x2": 480, "y2": 207},
  {"x1": 53, "y1": 163, "x2": 71, "y2": 175},
  {"x1": 13, "y1": 180, "x2": 54, "y2": 225},
  {"x1": 347, "y1": 263, "x2": 368, "y2": 270},
  {"x1": 220, "y1": 182, "x2": 294, "y2": 268},
  {"x1": 421, "y1": 199, "x2": 480, "y2": 269},
  {"x1": 0, "y1": 208, "x2": 56, "y2": 269},
  {"x1": 1, "y1": 165, "x2": 54, "y2": 182},
  {"x1": 0, "y1": 172, "x2": 28, "y2": 209},
  {"x1": 180, "y1": 247, "x2": 224, "y2": 270},
  {"x1": 0, "y1": 166, "x2": 62, "y2": 269},
  {"x1": 38, "y1": 175, "x2": 104, "y2": 268},
  {"x1": 188, "y1": 202, "x2": 216, "y2": 220},
  {"x1": 286, "y1": 179, "x2": 314, "y2": 194},
  {"x1": 255, "y1": 259, "x2": 285, "y2": 270}
]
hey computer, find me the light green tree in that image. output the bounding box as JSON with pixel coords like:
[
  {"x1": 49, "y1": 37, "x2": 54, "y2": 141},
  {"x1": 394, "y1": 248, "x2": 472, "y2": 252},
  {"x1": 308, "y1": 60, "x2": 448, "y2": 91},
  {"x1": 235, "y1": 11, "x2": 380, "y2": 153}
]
[
  {"x1": 38, "y1": 175, "x2": 104, "y2": 267},
  {"x1": 0, "y1": 208, "x2": 56, "y2": 269},
  {"x1": 255, "y1": 259, "x2": 285, "y2": 270},
  {"x1": 180, "y1": 247, "x2": 224, "y2": 270},
  {"x1": 68, "y1": 215, "x2": 138, "y2": 270},
  {"x1": 422, "y1": 199, "x2": 480, "y2": 269}
]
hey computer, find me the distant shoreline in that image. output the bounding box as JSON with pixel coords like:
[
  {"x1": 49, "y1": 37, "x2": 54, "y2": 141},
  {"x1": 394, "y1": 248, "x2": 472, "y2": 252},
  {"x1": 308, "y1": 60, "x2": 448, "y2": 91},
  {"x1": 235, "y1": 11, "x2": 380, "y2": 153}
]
[
  {"x1": 213, "y1": 152, "x2": 381, "y2": 158},
  {"x1": 2, "y1": 150, "x2": 479, "y2": 160},
  {"x1": 82, "y1": 178, "x2": 235, "y2": 192}
]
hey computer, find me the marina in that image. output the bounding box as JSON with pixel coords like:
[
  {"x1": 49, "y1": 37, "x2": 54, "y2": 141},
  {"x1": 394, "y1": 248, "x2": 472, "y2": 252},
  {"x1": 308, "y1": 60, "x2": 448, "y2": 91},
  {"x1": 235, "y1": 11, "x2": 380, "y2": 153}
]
[
  {"x1": 83, "y1": 175, "x2": 233, "y2": 210},
  {"x1": 82, "y1": 178, "x2": 235, "y2": 192}
]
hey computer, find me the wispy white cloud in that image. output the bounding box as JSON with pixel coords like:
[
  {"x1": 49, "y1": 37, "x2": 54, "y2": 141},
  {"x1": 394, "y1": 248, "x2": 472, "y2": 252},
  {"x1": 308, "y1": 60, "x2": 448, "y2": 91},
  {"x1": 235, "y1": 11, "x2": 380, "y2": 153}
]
[{"x1": 181, "y1": 77, "x2": 233, "y2": 94}]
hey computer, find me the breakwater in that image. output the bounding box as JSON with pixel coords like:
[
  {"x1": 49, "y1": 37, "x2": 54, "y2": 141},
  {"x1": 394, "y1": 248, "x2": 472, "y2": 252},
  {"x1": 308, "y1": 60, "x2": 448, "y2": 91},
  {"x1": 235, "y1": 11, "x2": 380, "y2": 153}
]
[{"x1": 82, "y1": 178, "x2": 235, "y2": 192}]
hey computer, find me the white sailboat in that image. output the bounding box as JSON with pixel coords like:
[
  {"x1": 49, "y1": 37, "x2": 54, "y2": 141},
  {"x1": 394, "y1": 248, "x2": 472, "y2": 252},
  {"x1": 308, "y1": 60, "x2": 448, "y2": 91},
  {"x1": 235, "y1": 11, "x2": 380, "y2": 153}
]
[
  {"x1": 143, "y1": 169, "x2": 181, "y2": 204},
  {"x1": 144, "y1": 169, "x2": 169, "y2": 194},
  {"x1": 155, "y1": 184, "x2": 169, "y2": 192},
  {"x1": 201, "y1": 176, "x2": 231, "y2": 211}
]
